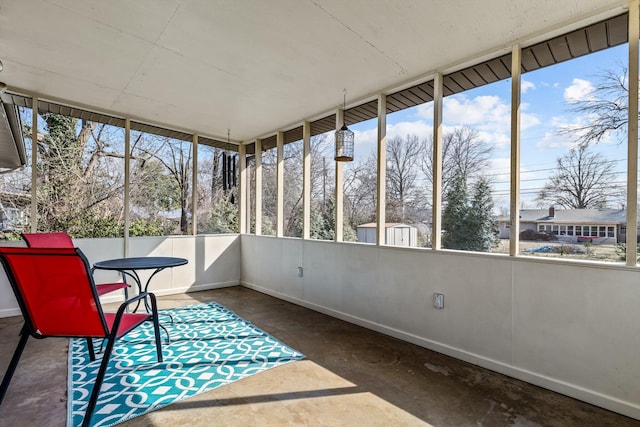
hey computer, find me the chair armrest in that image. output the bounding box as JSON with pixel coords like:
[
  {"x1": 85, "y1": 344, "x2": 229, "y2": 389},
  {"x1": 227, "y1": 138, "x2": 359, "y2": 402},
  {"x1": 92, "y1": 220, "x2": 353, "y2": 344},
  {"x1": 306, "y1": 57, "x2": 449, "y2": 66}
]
[{"x1": 115, "y1": 292, "x2": 153, "y2": 318}]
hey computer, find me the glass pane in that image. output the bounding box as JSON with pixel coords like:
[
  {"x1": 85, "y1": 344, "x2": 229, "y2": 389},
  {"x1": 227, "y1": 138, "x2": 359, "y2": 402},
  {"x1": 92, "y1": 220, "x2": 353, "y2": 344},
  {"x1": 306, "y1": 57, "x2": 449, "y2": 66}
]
[
  {"x1": 520, "y1": 44, "x2": 627, "y2": 262},
  {"x1": 384, "y1": 102, "x2": 434, "y2": 248},
  {"x1": 247, "y1": 143, "x2": 256, "y2": 234},
  {"x1": 441, "y1": 79, "x2": 510, "y2": 253},
  {"x1": 261, "y1": 145, "x2": 277, "y2": 235},
  {"x1": 130, "y1": 129, "x2": 192, "y2": 236},
  {"x1": 347, "y1": 117, "x2": 377, "y2": 243},
  {"x1": 309, "y1": 131, "x2": 335, "y2": 240},
  {"x1": 197, "y1": 145, "x2": 238, "y2": 234},
  {"x1": 0, "y1": 107, "x2": 33, "y2": 239},
  {"x1": 284, "y1": 139, "x2": 303, "y2": 237},
  {"x1": 35, "y1": 110, "x2": 125, "y2": 237}
]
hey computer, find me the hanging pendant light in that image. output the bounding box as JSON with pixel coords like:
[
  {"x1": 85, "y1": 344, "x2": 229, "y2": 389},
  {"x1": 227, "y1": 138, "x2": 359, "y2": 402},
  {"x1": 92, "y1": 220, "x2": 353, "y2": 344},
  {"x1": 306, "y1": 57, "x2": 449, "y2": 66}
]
[{"x1": 335, "y1": 89, "x2": 354, "y2": 162}]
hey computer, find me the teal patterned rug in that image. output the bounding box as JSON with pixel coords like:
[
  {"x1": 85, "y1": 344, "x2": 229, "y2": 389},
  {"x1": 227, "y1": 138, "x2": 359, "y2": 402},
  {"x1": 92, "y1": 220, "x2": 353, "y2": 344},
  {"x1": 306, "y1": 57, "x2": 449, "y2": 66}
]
[{"x1": 67, "y1": 301, "x2": 305, "y2": 427}]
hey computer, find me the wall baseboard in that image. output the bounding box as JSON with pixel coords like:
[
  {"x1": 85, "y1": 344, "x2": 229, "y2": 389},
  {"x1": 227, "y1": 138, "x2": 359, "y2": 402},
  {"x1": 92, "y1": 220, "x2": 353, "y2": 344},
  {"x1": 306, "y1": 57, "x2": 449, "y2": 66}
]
[
  {"x1": 98, "y1": 281, "x2": 240, "y2": 304},
  {"x1": 240, "y1": 280, "x2": 640, "y2": 421},
  {"x1": 0, "y1": 307, "x2": 21, "y2": 318}
]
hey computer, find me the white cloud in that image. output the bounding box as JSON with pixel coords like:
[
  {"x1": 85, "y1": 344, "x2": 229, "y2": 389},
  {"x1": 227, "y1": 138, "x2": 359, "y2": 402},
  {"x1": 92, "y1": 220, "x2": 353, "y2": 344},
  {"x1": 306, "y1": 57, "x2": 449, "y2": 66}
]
[
  {"x1": 522, "y1": 80, "x2": 535, "y2": 94},
  {"x1": 353, "y1": 128, "x2": 378, "y2": 158},
  {"x1": 386, "y1": 121, "x2": 433, "y2": 140},
  {"x1": 535, "y1": 129, "x2": 574, "y2": 150},
  {"x1": 485, "y1": 157, "x2": 511, "y2": 211},
  {"x1": 403, "y1": 93, "x2": 544, "y2": 150},
  {"x1": 443, "y1": 95, "x2": 509, "y2": 127},
  {"x1": 535, "y1": 113, "x2": 617, "y2": 150},
  {"x1": 416, "y1": 102, "x2": 433, "y2": 119},
  {"x1": 487, "y1": 157, "x2": 510, "y2": 180},
  {"x1": 443, "y1": 94, "x2": 513, "y2": 149},
  {"x1": 352, "y1": 121, "x2": 434, "y2": 158},
  {"x1": 521, "y1": 103, "x2": 541, "y2": 131},
  {"x1": 564, "y1": 78, "x2": 595, "y2": 102}
]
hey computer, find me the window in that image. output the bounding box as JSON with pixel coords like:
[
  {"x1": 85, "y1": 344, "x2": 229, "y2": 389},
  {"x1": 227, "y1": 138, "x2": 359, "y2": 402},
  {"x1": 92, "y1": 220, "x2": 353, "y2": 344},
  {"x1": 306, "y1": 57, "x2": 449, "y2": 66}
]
[
  {"x1": 441, "y1": 77, "x2": 510, "y2": 253},
  {"x1": 130, "y1": 128, "x2": 192, "y2": 236},
  {"x1": 0, "y1": 107, "x2": 33, "y2": 238},
  {"x1": 34, "y1": 108, "x2": 126, "y2": 238},
  {"x1": 309, "y1": 131, "x2": 335, "y2": 240},
  {"x1": 347, "y1": 117, "x2": 377, "y2": 243},
  {"x1": 520, "y1": 44, "x2": 627, "y2": 262},
  {"x1": 261, "y1": 143, "x2": 277, "y2": 236},
  {"x1": 382, "y1": 102, "x2": 434, "y2": 248},
  {"x1": 197, "y1": 144, "x2": 238, "y2": 234},
  {"x1": 283, "y1": 137, "x2": 303, "y2": 237}
]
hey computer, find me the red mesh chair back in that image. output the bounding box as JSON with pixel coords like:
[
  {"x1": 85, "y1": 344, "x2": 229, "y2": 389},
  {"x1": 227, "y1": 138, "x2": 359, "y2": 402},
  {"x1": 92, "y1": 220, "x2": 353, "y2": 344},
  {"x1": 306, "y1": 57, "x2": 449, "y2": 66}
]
[
  {"x1": 21, "y1": 231, "x2": 129, "y2": 298},
  {"x1": 0, "y1": 247, "x2": 107, "y2": 338},
  {"x1": 21, "y1": 232, "x2": 74, "y2": 248}
]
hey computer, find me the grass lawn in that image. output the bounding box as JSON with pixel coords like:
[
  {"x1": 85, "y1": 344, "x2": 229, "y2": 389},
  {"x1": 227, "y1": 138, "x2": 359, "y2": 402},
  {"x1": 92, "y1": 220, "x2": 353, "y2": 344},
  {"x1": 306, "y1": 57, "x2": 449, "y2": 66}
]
[{"x1": 493, "y1": 239, "x2": 624, "y2": 263}]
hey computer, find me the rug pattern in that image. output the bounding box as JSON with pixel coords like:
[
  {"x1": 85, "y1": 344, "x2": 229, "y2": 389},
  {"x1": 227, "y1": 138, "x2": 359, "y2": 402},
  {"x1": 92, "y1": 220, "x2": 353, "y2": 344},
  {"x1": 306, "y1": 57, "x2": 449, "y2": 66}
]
[{"x1": 67, "y1": 301, "x2": 304, "y2": 427}]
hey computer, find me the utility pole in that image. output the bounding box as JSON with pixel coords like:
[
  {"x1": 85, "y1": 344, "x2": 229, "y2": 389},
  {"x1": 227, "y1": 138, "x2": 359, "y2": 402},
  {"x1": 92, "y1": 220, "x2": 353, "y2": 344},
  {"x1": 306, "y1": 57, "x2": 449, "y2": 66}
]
[{"x1": 322, "y1": 157, "x2": 327, "y2": 213}]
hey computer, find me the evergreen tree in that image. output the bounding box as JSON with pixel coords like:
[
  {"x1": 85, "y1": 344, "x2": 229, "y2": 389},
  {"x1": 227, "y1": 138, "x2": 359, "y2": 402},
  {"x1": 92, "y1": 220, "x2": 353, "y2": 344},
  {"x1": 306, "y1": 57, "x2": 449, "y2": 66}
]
[
  {"x1": 442, "y1": 175, "x2": 469, "y2": 250},
  {"x1": 206, "y1": 198, "x2": 239, "y2": 233},
  {"x1": 442, "y1": 175, "x2": 499, "y2": 252},
  {"x1": 309, "y1": 196, "x2": 356, "y2": 241},
  {"x1": 467, "y1": 178, "x2": 500, "y2": 251}
]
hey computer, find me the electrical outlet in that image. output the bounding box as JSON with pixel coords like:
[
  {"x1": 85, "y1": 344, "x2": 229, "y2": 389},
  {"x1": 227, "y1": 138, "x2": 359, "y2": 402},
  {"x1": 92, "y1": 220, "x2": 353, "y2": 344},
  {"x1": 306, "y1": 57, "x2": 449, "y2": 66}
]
[
  {"x1": 297, "y1": 266, "x2": 303, "y2": 277},
  {"x1": 433, "y1": 293, "x2": 444, "y2": 309}
]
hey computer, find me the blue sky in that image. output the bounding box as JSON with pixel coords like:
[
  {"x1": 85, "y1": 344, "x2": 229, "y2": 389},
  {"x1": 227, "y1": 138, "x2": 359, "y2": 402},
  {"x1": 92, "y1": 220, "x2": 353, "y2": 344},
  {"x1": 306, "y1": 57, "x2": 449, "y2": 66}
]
[{"x1": 349, "y1": 43, "x2": 629, "y2": 212}]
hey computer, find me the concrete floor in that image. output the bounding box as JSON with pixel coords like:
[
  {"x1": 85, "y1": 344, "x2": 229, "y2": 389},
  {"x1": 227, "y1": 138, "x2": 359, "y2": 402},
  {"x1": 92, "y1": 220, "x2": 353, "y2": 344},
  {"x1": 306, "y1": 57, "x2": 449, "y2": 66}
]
[{"x1": 0, "y1": 286, "x2": 638, "y2": 427}]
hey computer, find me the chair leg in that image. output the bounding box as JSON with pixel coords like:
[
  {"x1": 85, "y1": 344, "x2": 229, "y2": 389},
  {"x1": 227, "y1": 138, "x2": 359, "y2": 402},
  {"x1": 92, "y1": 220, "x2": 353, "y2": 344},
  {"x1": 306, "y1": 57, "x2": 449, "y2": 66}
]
[
  {"x1": 81, "y1": 335, "x2": 115, "y2": 427},
  {"x1": 0, "y1": 325, "x2": 29, "y2": 405},
  {"x1": 86, "y1": 338, "x2": 96, "y2": 361}
]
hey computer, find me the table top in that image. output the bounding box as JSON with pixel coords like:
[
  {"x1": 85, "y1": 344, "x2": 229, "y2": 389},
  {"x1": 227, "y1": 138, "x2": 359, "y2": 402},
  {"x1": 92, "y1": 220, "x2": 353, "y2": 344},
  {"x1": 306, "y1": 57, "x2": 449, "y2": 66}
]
[{"x1": 93, "y1": 256, "x2": 188, "y2": 271}]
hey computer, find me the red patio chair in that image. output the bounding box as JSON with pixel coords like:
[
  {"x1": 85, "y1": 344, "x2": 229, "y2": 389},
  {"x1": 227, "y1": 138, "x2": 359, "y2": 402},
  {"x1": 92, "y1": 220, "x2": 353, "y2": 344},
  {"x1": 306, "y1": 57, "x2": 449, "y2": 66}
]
[
  {"x1": 0, "y1": 246, "x2": 163, "y2": 427},
  {"x1": 21, "y1": 232, "x2": 130, "y2": 299}
]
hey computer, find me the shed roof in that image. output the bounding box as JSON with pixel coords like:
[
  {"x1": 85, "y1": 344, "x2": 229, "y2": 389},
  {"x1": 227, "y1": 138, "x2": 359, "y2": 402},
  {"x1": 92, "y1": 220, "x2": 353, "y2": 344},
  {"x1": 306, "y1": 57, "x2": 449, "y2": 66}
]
[{"x1": 357, "y1": 223, "x2": 415, "y2": 229}]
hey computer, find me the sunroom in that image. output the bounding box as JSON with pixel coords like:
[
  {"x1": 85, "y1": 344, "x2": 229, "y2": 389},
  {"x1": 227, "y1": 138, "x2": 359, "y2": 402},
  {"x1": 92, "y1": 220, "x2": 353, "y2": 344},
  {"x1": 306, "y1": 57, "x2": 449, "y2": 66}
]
[{"x1": 0, "y1": 1, "x2": 639, "y2": 425}]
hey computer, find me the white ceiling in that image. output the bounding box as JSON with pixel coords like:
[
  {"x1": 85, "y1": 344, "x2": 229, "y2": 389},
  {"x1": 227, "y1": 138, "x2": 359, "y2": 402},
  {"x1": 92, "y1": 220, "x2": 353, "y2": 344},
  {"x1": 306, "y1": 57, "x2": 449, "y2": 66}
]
[{"x1": 0, "y1": 0, "x2": 628, "y2": 143}]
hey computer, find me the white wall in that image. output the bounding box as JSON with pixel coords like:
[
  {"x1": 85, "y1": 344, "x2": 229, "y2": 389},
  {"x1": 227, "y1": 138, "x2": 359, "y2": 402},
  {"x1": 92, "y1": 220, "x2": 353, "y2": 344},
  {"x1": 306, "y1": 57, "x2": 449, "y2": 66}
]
[
  {"x1": 0, "y1": 234, "x2": 241, "y2": 317},
  {"x1": 240, "y1": 234, "x2": 640, "y2": 420},
  {"x1": 2, "y1": 232, "x2": 638, "y2": 419}
]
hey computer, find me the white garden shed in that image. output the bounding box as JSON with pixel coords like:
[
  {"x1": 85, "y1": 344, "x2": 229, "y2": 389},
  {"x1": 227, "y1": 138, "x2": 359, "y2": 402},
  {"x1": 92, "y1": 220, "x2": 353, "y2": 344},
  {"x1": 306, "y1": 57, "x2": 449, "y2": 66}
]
[{"x1": 357, "y1": 223, "x2": 418, "y2": 247}]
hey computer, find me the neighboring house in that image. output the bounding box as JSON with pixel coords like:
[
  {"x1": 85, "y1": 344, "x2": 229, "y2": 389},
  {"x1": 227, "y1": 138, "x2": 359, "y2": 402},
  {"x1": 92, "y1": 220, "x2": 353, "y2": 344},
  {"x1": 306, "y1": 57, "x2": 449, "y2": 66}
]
[
  {"x1": 497, "y1": 206, "x2": 628, "y2": 244},
  {"x1": 357, "y1": 223, "x2": 418, "y2": 247},
  {"x1": 0, "y1": 191, "x2": 29, "y2": 233},
  {"x1": 0, "y1": 206, "x2": 27, "y2": 232}
]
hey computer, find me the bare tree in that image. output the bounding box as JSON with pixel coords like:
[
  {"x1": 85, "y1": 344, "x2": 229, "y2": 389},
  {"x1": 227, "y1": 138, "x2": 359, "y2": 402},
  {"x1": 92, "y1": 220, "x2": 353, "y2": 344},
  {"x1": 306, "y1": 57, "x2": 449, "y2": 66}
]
[
  {"x1": 421, "y1": 126, "x2": 494, "y2": 198},
  {"x1": 30, "y1": 113, "x2": 129, "y2": 237},
  {"x1": 130, "y1": 134, "x2": 192, "y2": 234},
  {"x1": 386, "y1": 134, "x2": 423, "y2": 222},
  {"x1": 344, "y1": 155, "x2": 377, "y2": 227},
  {"x1": 560, "y1": 63, "x2": 629, "y2": 145},
  {"x1": 536, "y1": 144, "x2": 622, "y2": 209}
]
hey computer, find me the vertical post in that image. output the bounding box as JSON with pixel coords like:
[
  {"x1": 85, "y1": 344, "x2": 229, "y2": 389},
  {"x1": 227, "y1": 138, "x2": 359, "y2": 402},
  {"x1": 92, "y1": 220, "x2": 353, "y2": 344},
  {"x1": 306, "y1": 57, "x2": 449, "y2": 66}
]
[
  {"x1": 432, "y1": 73, "x2": 443, "y2": 250},
  {"x1": 30, "y1": 97, "x2": 37, "y2": 232},
  {"x1": 627, "y1": 0, "x2": 639, "y2": 266},
  {"x1": 302, "y1": 121, "x2": 311, "y2": 239},
  {"x1": 238, "y1": 143, "x2": 247, "y2": 234},
  {"x1": 255, "y1": 139, "x2": 263, "y2": 235},
  {"x1": 376, "y1": 94, "x2": 387, "y2": 246},
  {"x1": 335, "y1": 110, "x2": 344, "y2": 242},
  {"x1": 510, "y1": 45, "x2": 522, "y2": 257},
  {"x1": 192, "y1": 134, "x2": 198, "y2": 236},
  {"x1": 124, "y1": 118, "x2": 131, "y2": 257},
  {"x1": 276, "y1": 131, "x2": 284, "y2": 237}
]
